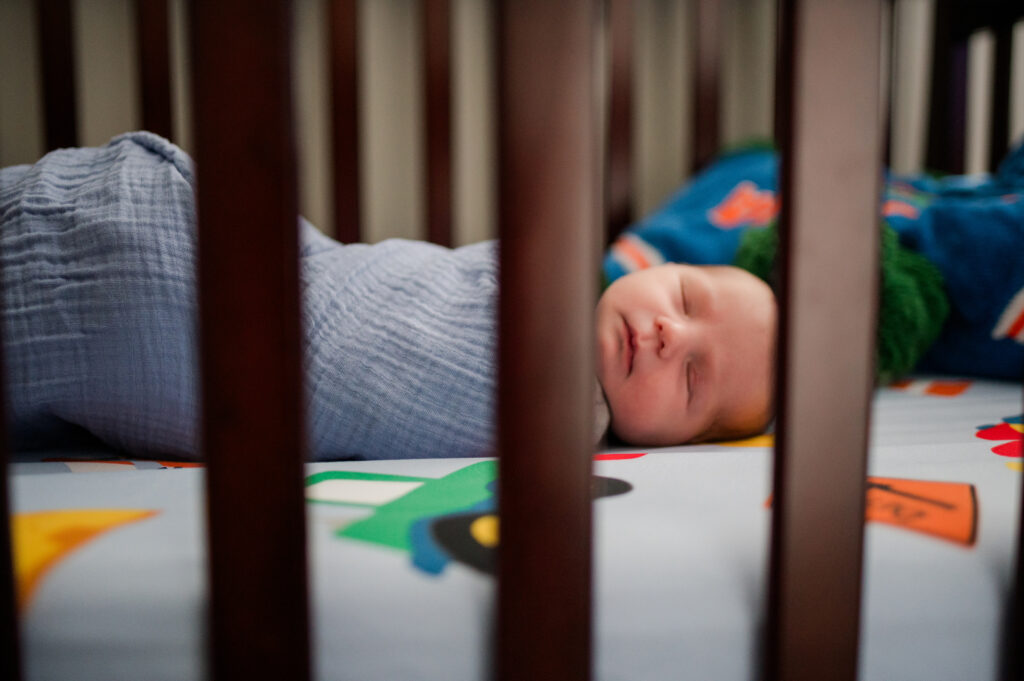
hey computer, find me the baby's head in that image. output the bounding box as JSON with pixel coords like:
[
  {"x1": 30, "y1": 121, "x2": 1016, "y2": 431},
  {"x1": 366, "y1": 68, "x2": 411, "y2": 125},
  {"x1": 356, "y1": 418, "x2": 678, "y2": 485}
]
[{"x1": 595, "y1": 263, "x2": 777, "y2": 445}]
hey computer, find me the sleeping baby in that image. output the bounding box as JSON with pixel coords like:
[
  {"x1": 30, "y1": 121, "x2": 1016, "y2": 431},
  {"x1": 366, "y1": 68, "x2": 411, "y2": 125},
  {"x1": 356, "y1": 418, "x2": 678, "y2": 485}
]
[
  {"x1": 606, "y1": 141, "x2": 1024, "y2": 385},
  {"x1": 0, "y1": 132, "x2": 778, "y2": 461},
  {"x1": 595, "y1": 263, "x2": 776, "y2": 446}
]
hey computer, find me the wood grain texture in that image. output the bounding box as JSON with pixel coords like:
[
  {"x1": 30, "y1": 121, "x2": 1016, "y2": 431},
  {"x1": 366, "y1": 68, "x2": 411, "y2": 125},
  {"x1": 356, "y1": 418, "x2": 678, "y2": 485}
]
[
  {"x1": 134, "y1": 0, "x2": 174, "y2": 140},
  {"x1": 605, "y1": 0, "x2": 633, "y2": 242},
  {"x1": 767, "y1": 1, "x2": 883, "y2": 680},
  {"x1": 423, "y1": 0, "x2": 452, "y2": 246},
  {"x1": 36, "y1": 0, "x2": 78, "y2": 150},
  {"x1": 329, "y1": 0, "x2": 361, "y2": 243},
  {"x1": 1006, "y1": 445, "x2": 1024, "y2": 681},
  {"x1": 189, "y1": 2, "x2": 311, "y2": 680},
  {"x1": 691, "y1": 0, "x2": 721, "y2": 174},
  {"x1": 496, "y1": 2, "x2": 599, "y2": 679},
  {"x1": 0, "y1": 343, "x2": 22, "y2": 681}
]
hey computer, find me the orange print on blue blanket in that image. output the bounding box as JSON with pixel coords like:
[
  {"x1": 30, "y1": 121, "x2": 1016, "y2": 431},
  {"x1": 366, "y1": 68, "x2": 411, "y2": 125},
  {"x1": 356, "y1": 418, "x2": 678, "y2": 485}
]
[{"x1": 707, "y1": 181, "x2": 778, "y2": 229}]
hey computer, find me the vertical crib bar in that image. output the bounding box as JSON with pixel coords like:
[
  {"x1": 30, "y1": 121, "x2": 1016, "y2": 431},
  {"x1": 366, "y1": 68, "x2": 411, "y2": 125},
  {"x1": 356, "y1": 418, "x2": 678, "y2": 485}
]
[
  {"x1": 925, "y1": 1, "x2": 967, "y2": 174},
  {"x1": 423, "y1": 0, "x2": 452, "y2": 246},
  {"x1": 1006, "y1": 465, "x2": 1024, "y2": 680},
  {"x1": 0, "y1": 35, "x2": 22, "y2": 663},
  {"x1": 767, "y1": 1, "x2": 882, "y2": 681},
  {"x1": 134, "y1": 0, "x2": 174, "y2": 140},
  {"x1": 606, "y1": 0, "x2": 633, "y2": 243},
  {"x1": 0, "y1": 359, "x2": 22, "y2": 681},
  {"x1": 189, "y1": 2, "x2": 310, "y2": 681},
  {"x1": 988, "y1": 12, "x2": 1012, "y2": 171},
  {"x1": 691, "y1": 0, "x2": 721, "y2": 174},
  {"x1": 330, "y1": 0, "x2": 361, "y2": 243},
  {"x1": 496, "y1": 1, "x2": 598, "y2": 680},
  {"x1": 35, "y1": 0, "x2": 78, "y2": 150}
]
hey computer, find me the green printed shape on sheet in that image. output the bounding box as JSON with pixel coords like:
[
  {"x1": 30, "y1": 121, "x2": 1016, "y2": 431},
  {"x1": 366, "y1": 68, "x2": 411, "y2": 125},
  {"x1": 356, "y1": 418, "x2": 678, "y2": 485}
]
[
  {"x1": 310, "y1": 461, "x2": 497, "y2": 552},
  {"x1": 305, "y1": 470, "x2": 433, "y2": 486}
]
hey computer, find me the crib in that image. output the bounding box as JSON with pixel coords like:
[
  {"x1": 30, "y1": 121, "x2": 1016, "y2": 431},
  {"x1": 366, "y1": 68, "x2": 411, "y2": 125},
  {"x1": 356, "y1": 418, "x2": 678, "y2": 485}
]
[{"x1": 0, "y1": 1, "x2": 1022, "y2": 680}]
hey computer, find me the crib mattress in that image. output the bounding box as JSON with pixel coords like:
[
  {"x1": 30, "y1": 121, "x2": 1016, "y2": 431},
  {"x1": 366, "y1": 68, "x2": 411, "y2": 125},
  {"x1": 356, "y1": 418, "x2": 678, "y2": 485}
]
[{"x1": 10, "y1": 378, "x2": 1022, "y2": 681}]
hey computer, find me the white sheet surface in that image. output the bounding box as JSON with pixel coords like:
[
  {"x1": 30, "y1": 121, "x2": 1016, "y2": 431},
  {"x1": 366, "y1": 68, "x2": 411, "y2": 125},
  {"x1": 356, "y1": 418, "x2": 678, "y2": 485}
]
[{"x1": 11, "y1": 378, "x2": 1022, "y2": 680}]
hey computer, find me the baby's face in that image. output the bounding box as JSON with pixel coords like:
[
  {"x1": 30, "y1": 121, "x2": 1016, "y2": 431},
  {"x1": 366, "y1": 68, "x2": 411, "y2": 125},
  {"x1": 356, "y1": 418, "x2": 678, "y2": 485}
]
[{"x1": 595, "y1": 264, "x2": 777, "y2": 445}]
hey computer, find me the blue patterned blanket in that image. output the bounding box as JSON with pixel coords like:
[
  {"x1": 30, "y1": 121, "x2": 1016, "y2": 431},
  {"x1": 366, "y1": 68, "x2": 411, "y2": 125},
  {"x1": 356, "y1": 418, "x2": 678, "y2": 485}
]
[{"x1": 605, "y1": 144, "x2": 1024, "y2": 380}]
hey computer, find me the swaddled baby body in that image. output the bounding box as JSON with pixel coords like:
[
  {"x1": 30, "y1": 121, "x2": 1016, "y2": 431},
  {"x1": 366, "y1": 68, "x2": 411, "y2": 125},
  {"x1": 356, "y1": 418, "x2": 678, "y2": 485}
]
[{"x1": 0, "y1": 133, "x2": 775, "y2": 460}]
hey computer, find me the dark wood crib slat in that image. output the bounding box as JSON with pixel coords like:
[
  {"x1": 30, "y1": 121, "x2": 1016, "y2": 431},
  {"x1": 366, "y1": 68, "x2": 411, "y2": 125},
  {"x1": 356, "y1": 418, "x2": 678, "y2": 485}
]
[
  {"x1": 767, "y1": 1, "x2": 883, "y2": 680},
  {"x1": 1007, "y1": 455, "x2": 1024, "y2": 681},
  {"x1": 189, "y1": 2, "x2": 311, "y2": 681},
  {"x1": 925, "y1": 0, "x2": 967, "y2": 175},
  {"x1": 35, "y1": 0, "x2": 78, "y2": 151},
  {"x1": 0, "y1": 482, "x2": 20, "y2": 681},
  {"x1": 423, "y1": 0, "x2": 456, "y2": 246},
  {"x1": 989, "y1": 19, "x2": 1011, "y2": 172},
  {"x1": 605, "y1": 0, "x2": 633, "y2": 243},
  {"x1": 423, "y1": 0, "x2": 452, "y2": 247},
  {"x1": 691, "y1": 0, "x2": 721, "y2": 174},
  {"x1": 987, "y1": 7, "x2": 1018, "y2": 172},
  {"x1": 134, "y1": 0, "x2": 174, "y2": 141},
  {"x1": 329, "y1": 0, "x2": 361, "y2": 243},
  {"x1": 927, "y1": 2, "x2": 1024, "y2": 174},
  {"x1": 496, "y1": 1, "x2": 599, "y2": 680},
  {"x1": 0, "y1": 355, "x2": 22, "y2": 681}
]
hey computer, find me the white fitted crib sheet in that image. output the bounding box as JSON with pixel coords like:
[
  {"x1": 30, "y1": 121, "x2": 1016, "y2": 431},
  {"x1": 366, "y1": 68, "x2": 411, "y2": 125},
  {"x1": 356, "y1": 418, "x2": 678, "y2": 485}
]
[{"x1": 10, "y1": 377, "x2": 1022, "y2": 681}]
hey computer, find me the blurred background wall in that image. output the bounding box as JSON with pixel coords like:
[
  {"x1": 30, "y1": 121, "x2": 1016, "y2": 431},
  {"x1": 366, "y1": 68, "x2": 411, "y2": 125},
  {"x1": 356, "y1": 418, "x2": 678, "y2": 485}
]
[{"x1": 2, "y1": 0, "x2": 1023, "y2": 245}]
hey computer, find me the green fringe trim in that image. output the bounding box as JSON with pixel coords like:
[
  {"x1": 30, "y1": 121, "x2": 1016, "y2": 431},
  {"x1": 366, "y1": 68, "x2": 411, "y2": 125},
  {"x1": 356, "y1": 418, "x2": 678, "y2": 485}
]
[{"x1": 733, "y1": 221, "x2": 949, "y2": 383}]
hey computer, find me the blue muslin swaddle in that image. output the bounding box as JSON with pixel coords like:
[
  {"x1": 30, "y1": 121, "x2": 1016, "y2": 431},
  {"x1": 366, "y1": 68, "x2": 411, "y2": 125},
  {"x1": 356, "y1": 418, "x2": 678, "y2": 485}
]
[{"x1": 0, "y1": 133, "x2": 498, "y2": 460}]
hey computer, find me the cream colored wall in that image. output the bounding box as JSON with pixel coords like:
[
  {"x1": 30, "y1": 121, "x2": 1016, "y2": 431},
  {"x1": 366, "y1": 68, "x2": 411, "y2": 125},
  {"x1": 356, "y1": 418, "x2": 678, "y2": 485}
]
[
  {"x1": 722, "y1": 0, "x2": 776, "y2": 150},
  {"x1": 0, "y1": 0, "x2": 45, "y2": 164},
  {"x1": 452, "y1": 0, "x2": 496, "y2": 246},
  {"x1": 3, "y1": 0, "x2": 1023, "y2": 244},
  {"x1": 889, "y1": 0, "x2": 932, "y2": 174},
  {"x1": 77, "y1": 0, "x2": 140, "y2": 146}
]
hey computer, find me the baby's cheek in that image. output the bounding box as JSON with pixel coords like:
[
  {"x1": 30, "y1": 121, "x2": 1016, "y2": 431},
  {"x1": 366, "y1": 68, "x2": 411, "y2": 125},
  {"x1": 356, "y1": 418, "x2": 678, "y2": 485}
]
[{"x1": 607, "y1": 386, "x2": 667, "y2": 444}]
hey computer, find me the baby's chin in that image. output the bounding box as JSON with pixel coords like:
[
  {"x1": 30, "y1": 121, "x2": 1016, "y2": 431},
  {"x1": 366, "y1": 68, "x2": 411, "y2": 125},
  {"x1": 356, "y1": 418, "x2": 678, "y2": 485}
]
[
  {"x1": 608, "y1": 411, "x2": 696, "y2": 447},
  {"x1": 609, "y1": 405, "x2": 769, "y2": 447}
]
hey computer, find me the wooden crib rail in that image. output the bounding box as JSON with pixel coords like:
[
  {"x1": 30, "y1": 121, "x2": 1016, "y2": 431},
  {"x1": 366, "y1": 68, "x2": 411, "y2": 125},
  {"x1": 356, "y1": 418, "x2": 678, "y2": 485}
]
[
  {"x1": 35, "y1": 0, "x2": 78, "y2": 151},
  {"x1": 0, "y1": 355, "x2": 20, "y2": 681},
  {"x1": 605, "y1": 0, "x2": 723, "y2": 243},
  {"x1": 328, "y1": 0, "x2": 362, "y2": 244},
  {"x1": 36, "y1": 0, "x2": 175, "y2": 151},
  {"x1": 134, "y1": 0, "x2": 174, "y2": 141},
  {"x1": 328, "y1": 0, "x2": 454, "y2": 246},
  {"x1": 423, "y1": 0, "x2": 453, "y2": 247},
  {"x1": 495, "y1": 2, "x2": 599, "y2": 678},
  {"x1": 1010, "y1": 479, "x2": 1024, "y2": 680},
  {"x1": 136, "y1": 0, "x2": 176, "y2": 139},
  {"x1": 4, "y1": 2, "x2": 1024, "y2": 681},
  {"x1": 27, "y1": 0, "x2": 707, "y2": 247},
  {"x1": 927, "y1": 1, "x2": 1024, "y2": 174},
  {"x1": 190, "y1": 2, "x2": 311, "y2": 680},
  {"x1": 606, "y1": 0, "x2": 634, "y2": 242},
  {"x1": 767, "y1": 1, "x2": 882, "y2": 678},
  {"x1": 691, "y1": 0, "x2": 722, "y2": 175}
]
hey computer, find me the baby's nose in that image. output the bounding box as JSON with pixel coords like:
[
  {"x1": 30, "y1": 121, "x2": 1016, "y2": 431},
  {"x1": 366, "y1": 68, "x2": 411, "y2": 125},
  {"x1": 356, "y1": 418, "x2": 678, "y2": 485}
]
[{"x1": 655, "y1": 315, "x2": 692, "y2": 358}]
